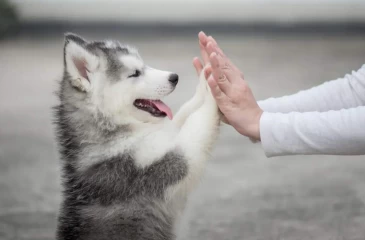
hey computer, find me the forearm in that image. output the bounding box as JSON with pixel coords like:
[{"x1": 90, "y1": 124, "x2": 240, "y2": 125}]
[
  {"x1": 260, "y1": 106, "x2": 365, "y2": 157},
  {"x1": 258, "y1": 64, "x2": 365, "y2": 113}
]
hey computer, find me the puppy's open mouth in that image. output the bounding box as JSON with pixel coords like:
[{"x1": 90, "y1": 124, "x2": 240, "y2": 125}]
[{"x1": 133, "y1": 99, "x2": 173, "y2": 120}]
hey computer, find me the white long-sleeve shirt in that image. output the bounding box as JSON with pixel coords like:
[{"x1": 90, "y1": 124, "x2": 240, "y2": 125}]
[{"x1": 258, "y1": 64, "x2": 365, "y2": 157}]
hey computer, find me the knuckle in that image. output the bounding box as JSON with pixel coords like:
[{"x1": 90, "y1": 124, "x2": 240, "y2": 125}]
[
  {"x1": 217, "y1": 75, "x2": 227, "y2": 83},
  {"x1": 221, "y1": 62, "x2": 230, "y2": 70},
  {"x1": 230, "y1": 91, "x2": 242, "y2": 104},
  {"x1": 217, "y1": 77, "x2": 226, "y2": 84},
  {"x1": 231, "y1": 96, "x2": 240, "y2": 104}
]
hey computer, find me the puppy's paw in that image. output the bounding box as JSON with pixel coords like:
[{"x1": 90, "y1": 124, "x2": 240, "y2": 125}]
[{"x1": 196, "y1": 66, "x2": 210, "y2": 95}]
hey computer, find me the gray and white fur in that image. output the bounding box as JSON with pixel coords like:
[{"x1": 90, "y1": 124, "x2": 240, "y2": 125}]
[{"x1": 54, "y1": 33, "x2": 220, "y2": 240}]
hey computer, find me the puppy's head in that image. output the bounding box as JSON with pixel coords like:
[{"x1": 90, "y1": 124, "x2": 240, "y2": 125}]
[{"x1": 63, "y1": 33, "x2": 178, "y2": 126}]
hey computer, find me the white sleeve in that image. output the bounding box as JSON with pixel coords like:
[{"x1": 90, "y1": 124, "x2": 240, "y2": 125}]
[
  {"x1": 258, "y1": 64, "x2": 365, "y2": 113},
  {"x1": 260, "y1": 106, "x2": 365, "y2": 157}
]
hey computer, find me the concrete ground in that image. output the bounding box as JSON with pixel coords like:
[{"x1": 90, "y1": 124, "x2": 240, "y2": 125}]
[{"x1": 0, "y1": 31, "x2": 365, "y2": 240}]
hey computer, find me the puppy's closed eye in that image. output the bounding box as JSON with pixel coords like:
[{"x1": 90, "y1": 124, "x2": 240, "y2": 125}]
[{"x1": 128, "y1": 70, "x2": 141, "y2": 78}]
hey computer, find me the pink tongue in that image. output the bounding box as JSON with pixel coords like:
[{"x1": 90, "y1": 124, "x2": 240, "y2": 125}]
[{"x1": 150, "y1": 100, "x2": 173, "y2": 120}]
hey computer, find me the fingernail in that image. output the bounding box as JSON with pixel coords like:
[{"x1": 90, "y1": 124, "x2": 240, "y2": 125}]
[{"x1": 199, "y1": 31, "x2": 207, "y2": 42}]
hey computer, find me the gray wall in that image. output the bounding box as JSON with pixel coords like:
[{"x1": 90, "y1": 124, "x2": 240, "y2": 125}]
[{"x1": 10, "y1": 0, "x2": 365, "y2": 24}]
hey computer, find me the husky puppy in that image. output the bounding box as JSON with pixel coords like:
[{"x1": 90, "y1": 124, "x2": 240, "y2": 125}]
[{"x1": 54, "y1": 33, "x2": 220, "y2": 240}]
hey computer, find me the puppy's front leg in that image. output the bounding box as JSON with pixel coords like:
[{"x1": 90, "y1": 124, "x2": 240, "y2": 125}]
[{"x1": 175, "y1": 71, "x2": 220, "y2": 192}]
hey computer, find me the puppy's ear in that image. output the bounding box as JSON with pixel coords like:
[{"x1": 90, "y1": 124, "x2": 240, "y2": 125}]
[{"x1": 64, "y1": 33, "x2": 99, "y2": 92}]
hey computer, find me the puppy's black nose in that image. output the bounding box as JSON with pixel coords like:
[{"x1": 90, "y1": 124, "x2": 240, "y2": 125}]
[{"x1": 168, "y1": 73, "x2": 179, "y2": 86}]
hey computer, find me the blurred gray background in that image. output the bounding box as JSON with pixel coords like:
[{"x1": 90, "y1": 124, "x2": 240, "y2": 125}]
[{"x1": 0, "y1": 0, "x2": 365, "y2": 239}]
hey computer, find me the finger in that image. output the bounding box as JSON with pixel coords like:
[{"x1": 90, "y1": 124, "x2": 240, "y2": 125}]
[
  {"x1": 198, "y1": 32, "x2": 210, "y2": 64},
  {"x1": 207, "y1": 42, "x2": 242, "y2": 83},
  {"x1": 206, "y1": 40, "x2": 239, "y2": 74},
  {"x1": 198, "y1": 31, "x2": 208, "y2": 47},
  {"x1": 206, "y1": 41, "x2": 231, "y2": 69},
  {"x1": 199, "y1": 41, "x2": 209, "y2": 65},
  {"x1": 192, "y1": 57, "x2": 203, "y2": 75},
  {"x1": 205, "y1": 41, "x2": 216, "y2": 57},
  {"x1": 207, "y1": 36, "x2": 225, "y2": 57},
  {"x1": 206, "y1": 37, "x2": 225, "y2": 59},
  {"x1": 206, "y1": 41, "x2": 225, "y2": 62},
  {"x1": 214, "y1": 53, "x2": 241, "y2": 83},
  {"x1": 207, "y1": 77, "x2": 229, "y2": 105},
  {"x1": 210, "y1": 52, "x2": 232, "y2": 94}
]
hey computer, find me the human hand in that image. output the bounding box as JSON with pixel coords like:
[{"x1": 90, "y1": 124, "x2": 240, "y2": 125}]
[{"x1": 193, "y1": 32, "x2": 263, "y2": 141}]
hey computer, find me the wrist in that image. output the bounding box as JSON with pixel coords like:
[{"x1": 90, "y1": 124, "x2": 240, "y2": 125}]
[
  {"x1": 251, "y1": 113, "x2": 262, "y2": 141},
  {"x1": 242, "y1": 108, "x2": 263, "y2": 141}
]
